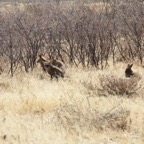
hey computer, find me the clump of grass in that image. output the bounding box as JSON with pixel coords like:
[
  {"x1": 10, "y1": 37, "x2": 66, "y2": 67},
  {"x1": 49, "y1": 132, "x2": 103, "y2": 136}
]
[
  {"x1": 99, "y1": 75, "x2": 143, "y2": 97},
  {"x1": 16, "y1": 97, "x2": 58, "y2": 115},
  {"x1": 82, "y1": 80, "x2": 97, "y2": 95},
  {"x1": 0, "y1": 102, "x2": 5, "y2": 111},
  {"x1": 0, "y1": 82, "x2": 10, "y2": 91},
  {"x1": 82, "y1": 81, "x2": 97, "y2": 91},
  {"x1": 99, "y1": 107, "x2": 131, "y2": 131},
  {"x1": 54, "y1": 98, "x2": 131, "y2": 133}
]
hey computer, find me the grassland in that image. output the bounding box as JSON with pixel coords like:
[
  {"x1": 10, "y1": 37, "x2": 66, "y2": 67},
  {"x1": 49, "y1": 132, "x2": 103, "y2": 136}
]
[
  {"x1": 0, "y1": 62, "x2": 144, "y2": 144},
  {"x1": 0, "y1": 1, "x2": 144, "y2": 143}
]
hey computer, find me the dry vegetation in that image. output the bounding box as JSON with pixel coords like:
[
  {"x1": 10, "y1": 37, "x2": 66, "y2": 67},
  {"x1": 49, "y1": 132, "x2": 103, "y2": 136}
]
[
  {"x1": 0, "y1": 0, "x2": 144, "y2": 144},
  {"x1": 0, "y1": 63, "x2": 144, "y2": 144}
]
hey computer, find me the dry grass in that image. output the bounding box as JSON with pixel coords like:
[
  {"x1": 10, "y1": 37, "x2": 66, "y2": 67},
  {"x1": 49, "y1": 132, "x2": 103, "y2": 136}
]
[
  {"x1": 0, "y1": 1, "x2": 110, "y2": 14},
  {"x1": 0, "y1": 62, "x2": 144, "y2": 143},
  {"x1": 0, "y1": 1, "x2": 143, "y2": 143},
  {"x1": 98, "y1": 75, "x2": 143, "y2": 97},
  {"x1": 88, "y1": 1, "x2": 110, "y2": 11}
]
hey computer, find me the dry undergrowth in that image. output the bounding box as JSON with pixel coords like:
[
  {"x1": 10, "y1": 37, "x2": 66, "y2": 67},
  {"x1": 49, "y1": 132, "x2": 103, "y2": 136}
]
[
  {"x1": 99, "y1": 75, "x2": 143, "y2": 97},
  {"x1": 54, "y1": 98, "x2": 131, "y2": 134},
  {"x1": 0, "y1": 63, "x2": 144, "y2": 144}
]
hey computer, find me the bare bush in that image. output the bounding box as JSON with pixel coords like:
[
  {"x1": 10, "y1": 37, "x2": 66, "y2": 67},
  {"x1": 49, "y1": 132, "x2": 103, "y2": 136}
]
[
  {"x1": 99, "y1": 75, "x2": 143, "y2": 97},
  {"x1": 114, "y1": 1, "x2": 144, "y2": 63},
  {"x1": 0, "y1": 0, "x2": 143, "y2": 75}
]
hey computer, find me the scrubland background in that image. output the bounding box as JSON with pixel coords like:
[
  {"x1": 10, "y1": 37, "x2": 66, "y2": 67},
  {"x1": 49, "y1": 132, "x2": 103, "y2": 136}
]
[{"x1": 0, "y1": 0, "x2": 144, "y2": 144}]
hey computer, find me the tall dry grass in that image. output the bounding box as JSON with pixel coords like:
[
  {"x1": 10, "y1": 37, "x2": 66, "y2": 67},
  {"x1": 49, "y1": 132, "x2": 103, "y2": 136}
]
[{"x1": 0, "y1": 62, "x2": 144, "y2": 144}]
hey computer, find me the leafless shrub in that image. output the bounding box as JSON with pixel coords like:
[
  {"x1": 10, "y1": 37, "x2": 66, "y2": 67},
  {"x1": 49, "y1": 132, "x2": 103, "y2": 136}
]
[
  {"x1": 0, "y1": 0, "x2": 143, "y2": 75},
  {"x1": 114, "y1": 1, "x2": 144, "y2": 64},
  {"x1": 54, "y1": 98, "x2": 131, "y2": 133},
  {"x1": 99, "y1": 75, "x2": 143, "y2": 97}
]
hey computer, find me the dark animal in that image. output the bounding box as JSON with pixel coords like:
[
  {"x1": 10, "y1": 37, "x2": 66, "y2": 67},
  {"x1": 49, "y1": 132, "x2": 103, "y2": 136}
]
[
  {"x1": 125, "y1": 64, "x2": 134, "y2": 77},
  {"x1": 0, "y1": 66, "x2": 3, "y2": 75},
  {"x1": 37, "y1": 55, "x2": 64, "y2": 80},
  {"x1": 45, "y1": 63, "x2": 64, "y2": 80},
  {"x1": 37, "y1": 55, "x2": 64, "y2": 69},
  {"x1": 49, "y1": 59, "x2": 64, "y2": 70}
]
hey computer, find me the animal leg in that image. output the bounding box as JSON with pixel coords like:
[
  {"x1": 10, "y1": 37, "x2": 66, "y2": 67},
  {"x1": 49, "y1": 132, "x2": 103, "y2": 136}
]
[
  {"x1": 50, "y1": 75, "x2": 53, "y2": 80},
  {"x1": 55, "y1": 75, "x2": 58, "y2": 81}
]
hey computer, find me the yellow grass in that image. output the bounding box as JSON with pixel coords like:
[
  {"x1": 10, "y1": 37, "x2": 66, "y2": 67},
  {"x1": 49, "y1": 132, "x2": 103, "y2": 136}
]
[
  {"x1": 0, "y1": 1, "x2": 110, "y2": 14},
  {"x1": 0, "y1": 62, "x2": 144, "y2": 144},
  {"x1": 87, "y1": 2, "x2": 110, "y2": 11}
]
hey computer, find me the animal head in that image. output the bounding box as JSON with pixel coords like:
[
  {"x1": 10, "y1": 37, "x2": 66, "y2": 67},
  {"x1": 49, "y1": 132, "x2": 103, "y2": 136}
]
[
  {"x1": 37, "y1": 54, "x2": 48, "y2": 72},
  {"x1": 125, "y1": 64, "x2": 134, "y2": 77},
  {"x1": 37, "y1": 54, "x2": 47, "y2": 63}
]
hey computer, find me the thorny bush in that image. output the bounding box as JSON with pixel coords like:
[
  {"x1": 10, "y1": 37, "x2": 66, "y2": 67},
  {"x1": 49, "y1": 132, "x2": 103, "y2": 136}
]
[{"x1": 99, "y1": 75, "x2": 143, "y2": 97}]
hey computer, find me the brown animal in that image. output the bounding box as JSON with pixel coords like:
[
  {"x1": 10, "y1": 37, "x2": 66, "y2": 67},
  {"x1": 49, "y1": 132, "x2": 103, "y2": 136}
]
[
  {"x1": 37, "y1": 55, "x2": 64, "y2": 80},
  {"x1": 0, "y1": 66, "x2": 3, "y2": 75},
  {"x1": 49, "y1": 58, "x2": 64, "y2": 70},
  {"x1": 37, "y1": 55, "x2": 65, "y2": 69},
  {"x1": 44, "y1": 63, "x2": 64, "y2": 80},
  {"x1": 125, "y1": 64, "x2": 134, "y2": 77}
]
